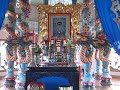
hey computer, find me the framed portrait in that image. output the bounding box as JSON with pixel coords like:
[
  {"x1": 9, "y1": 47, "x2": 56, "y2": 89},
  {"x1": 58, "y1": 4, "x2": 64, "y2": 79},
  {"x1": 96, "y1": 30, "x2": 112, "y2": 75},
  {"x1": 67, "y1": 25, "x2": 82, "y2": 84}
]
[{"x1": 48, "y1": 13, "x2": 71, "y2": 40}]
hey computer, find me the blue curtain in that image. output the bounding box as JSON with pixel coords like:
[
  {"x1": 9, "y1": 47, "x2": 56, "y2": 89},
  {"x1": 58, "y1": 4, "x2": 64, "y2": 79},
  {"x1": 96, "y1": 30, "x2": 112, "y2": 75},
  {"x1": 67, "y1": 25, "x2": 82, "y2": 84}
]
[
  {"x1": 94, "y1": 0, "x2": 120, "y2": 55},
  {"x1": 0, "y1": 0, "x2": 10, "y2": 29}
]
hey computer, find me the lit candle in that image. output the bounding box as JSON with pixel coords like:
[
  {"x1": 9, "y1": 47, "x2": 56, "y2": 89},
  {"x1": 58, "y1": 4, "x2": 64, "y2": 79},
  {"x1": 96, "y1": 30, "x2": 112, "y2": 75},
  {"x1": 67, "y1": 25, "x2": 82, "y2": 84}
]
[
  {"x1": 57, "y1": 47, "x2": 60, "y2": 52},
  {"x1": 32, "y1": 30, "x2": 35, "y2": 43},
  {"x1": 32, "y1": 23, "x2": 36, "y2": 43},
  {"x1": 64, "y1": 40, "x2": 66, "y2": 45},
  {"x1": 51, "y1": 39, "x2": 53, "y2": 44},
  {"x1": 73, "y1": 30, "x2": 75, "y2": 43}
]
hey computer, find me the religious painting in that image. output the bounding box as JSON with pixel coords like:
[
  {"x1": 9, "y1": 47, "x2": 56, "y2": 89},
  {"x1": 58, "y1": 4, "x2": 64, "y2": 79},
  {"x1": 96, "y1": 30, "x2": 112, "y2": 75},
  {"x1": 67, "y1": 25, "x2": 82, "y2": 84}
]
[{"x1": 48, "y1": 13, "x2": 71, "y2": 40}]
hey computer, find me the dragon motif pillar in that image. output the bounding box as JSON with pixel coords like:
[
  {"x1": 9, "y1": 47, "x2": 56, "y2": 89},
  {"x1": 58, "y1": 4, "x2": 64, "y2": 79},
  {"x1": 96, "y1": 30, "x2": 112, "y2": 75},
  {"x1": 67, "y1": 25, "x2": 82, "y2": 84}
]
[
  {"x1": 4, "y1": 0, "x2": 17, "y2": 87},
  {"x1": 16, "y1": 0, "x2": 32, "y2": 88},
  {"x1": 92, "y1": 30, "x2": 112, "y2": 86},
  {"x1": 81, "y1": 45, "x2": 94, "y2": 88},
  {"x1": 95, "y1": 49, "x2": 102, "y2": 80},
  {"x1": 77, "y1": 25, "x2": 94, "y2": 89},
  {"x1": 77, "y1": 0, "x2": 95, "y2": 88},
  {"x1": 99, "y1": 46, "x2": 112, "y2": 86},
  {"x1": 93, "y1": 18, "x2": 102, "y2": 80}
]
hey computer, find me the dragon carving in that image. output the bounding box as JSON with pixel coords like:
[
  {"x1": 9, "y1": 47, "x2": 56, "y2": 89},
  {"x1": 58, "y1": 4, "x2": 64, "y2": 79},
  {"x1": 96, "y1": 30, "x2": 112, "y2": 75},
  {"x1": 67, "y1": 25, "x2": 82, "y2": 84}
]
[
  {"x1": 92, "y1": 31, "x2": 111, "y2": 61},
  {"x1": 77, "y1": 26, "x2": 93, "y2": 63}
]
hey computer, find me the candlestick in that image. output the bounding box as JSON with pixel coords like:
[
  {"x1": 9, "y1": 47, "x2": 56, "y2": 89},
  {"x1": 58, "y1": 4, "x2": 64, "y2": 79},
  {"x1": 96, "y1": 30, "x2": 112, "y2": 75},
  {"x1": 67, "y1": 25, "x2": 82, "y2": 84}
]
[{"x1": 32, "y1": 30, "x2": 35, "y2": 43}]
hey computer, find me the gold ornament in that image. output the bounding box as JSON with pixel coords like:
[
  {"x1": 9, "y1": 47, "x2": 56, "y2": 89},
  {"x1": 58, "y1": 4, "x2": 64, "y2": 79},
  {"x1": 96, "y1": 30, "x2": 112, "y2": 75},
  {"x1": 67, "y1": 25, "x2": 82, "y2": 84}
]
[{"x1": 37, "y1": 3, "x2": 88, "y2": 39}]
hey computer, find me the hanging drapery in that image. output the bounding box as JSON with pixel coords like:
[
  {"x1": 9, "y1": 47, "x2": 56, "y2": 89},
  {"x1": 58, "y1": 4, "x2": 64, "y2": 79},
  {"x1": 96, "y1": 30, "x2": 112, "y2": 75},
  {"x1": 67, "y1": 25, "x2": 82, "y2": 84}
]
[
  {"x1": 0, "y1": 0, "x2": 10, "y2": 29},
  {"x1": 94, "y1": 0, "x2": 120, "y2": 55}
]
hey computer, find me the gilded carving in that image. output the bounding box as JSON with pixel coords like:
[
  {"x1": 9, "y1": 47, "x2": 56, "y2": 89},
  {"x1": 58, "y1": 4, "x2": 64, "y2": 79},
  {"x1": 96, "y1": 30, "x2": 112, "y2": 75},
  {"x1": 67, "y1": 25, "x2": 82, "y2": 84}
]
[{"x1": 37, "y1": 3, "x2": 88, "y2": 39}]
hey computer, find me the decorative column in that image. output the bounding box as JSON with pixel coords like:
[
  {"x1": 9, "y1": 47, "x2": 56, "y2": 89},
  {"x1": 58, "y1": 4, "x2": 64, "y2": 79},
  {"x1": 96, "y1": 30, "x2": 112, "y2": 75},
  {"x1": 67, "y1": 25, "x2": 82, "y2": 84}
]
[
  {"x1": 4, "y1": 0, "x2": 17, "y2": 87},
  {"x1": 80, "y1": 45, "x2": 94, "y2": 89},
  {"x1": 76, "y1": 25, "x2": 94, "y2": 89},
  {"x1": 16, "y1": 0, "x2": 32, "y2": 88},
  {"x1": 77, "y1": 0, "x2": 95, "y2": 88},
  {"x1": 83, "y1": 63, "x2": 93, "y2": 87},
  {"x1": 92, "y1": 29, "x2": 112, "y2": 86},
  {"x1": 95, "y1": 49, "x2": 102, "y2": 80},
  {"x1": 5, "y1": 61, "x2": 16, "y2": 87},
  {"x1": 17, "y1": 59, "x2": 28, "y2": 86},
  {"x1": 99, "y1": 47, "x2": 112, "y2": 86},
  {"x1": 16, "y1": 45, "x2": 31, "y2": 89}
]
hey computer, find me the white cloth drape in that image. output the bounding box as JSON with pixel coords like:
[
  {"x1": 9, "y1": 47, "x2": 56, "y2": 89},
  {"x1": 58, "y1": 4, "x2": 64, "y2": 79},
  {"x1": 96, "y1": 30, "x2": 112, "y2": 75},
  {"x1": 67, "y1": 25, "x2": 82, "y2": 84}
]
[{"x1": 48, "y1": 0, "x2": 72, "y2": 5}]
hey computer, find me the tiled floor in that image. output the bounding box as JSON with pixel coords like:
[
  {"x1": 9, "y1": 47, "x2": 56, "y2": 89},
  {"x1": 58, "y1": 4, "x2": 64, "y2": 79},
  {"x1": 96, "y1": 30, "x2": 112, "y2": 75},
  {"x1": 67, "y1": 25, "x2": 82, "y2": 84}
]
[{"x1": 0, "y1": 77, "x2": 120, "y2": 90}]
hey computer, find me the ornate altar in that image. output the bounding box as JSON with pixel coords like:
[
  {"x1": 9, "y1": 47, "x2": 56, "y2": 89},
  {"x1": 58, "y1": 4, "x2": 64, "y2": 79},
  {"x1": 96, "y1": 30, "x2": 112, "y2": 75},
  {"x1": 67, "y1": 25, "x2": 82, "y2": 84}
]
[
  {"x1": 25, "y1": 67, "x2": 79, "y2": 90},
  {"x1": 24, "y1": 2, "x2": 88, "y2": 90},
  {"x1": 36, "y1": 3, "x2": 87, "y2": 66}
]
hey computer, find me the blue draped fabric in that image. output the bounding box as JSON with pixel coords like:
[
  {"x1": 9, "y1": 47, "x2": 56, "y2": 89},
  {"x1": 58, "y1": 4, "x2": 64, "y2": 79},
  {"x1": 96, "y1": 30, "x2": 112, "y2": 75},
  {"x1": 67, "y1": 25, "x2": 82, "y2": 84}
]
[
  {"x1": 37, "y1": 76, "x2": 70, "y2": 90},
  {"x1": 94, "y1": 0, "x2": 120, "y2": 55},
  {"x1": 0, "y1": 0, "x2": 10, "y2": 29}
]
